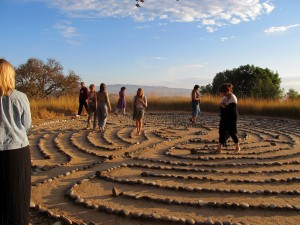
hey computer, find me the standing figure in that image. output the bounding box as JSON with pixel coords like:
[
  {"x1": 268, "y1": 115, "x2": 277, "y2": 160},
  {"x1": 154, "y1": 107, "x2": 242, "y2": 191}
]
[
  {"x1": 97, "y1": 83, "x2": 111, "y2": 132},
  {"x1": 189, "y1": 84, "x2": 201, "y2": 124},
  {"x1": 216, "y1": 83, "x2": 240, "y2": 153},
  {"x1": 76, "y1": 82, "x2": 89, "y2": 117},
  {"x1": 115, "y1": 86, "x2": 127, "y2": 115},
  {"x1": 133, "y1": 88, "x2": 147, "y2": 135},
  {"x1": 0, "y1": 59, "x2": 32, "y2": 225},
  {"x1": 87, "y1": 84, "x2": 97, "y2": 130}
]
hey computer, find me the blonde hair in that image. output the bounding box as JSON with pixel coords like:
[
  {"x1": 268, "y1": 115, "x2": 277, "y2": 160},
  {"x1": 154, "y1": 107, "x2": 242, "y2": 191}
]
[
  {"x1": 136, "y1": 88, "x2": 144, "y2": 98},
  {"x1": 0, "y1": 59, "x2": 15, "y2": 96}
]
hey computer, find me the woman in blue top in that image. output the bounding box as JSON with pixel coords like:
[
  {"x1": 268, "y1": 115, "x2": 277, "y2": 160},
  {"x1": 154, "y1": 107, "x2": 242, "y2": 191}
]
[{"x1": 0, "y1": 59, "x2": 32, "y2": 225}]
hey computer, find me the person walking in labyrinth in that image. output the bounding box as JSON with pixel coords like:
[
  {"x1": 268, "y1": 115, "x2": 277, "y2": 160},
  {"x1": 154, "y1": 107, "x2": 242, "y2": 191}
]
[
  {"x1": 216, "y1": 83, "x2": 240, "y2": 154},
  {"x1": 76, "y1": 82, "x2": 89, "y2": 117},
  {"x1": 115, "y1": 86, "x2": 127, "y2": 116},
  {"x1": 87, "y1": 84, "x2": 97, "y2": 130},
  {"x1": 97, "y1": 83, "x2": 111, "y2": 133},
  {"x1": 133, "y1": 88, "x2": 147, "y2": 135}
]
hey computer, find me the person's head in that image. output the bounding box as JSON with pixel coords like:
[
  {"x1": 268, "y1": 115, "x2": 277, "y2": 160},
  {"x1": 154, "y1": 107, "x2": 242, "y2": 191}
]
[
  {"x1": 227, "y1": 83, "x2": 233, "y2": 93},
  {"x1": 81, "y1": 82, "x2": 85, "y2": 87},
  {"x1": 193, "y1": 84, "x2": 200, "y2": 91},
  {"x1": 121, "y1": 87, "x2": 126, "y2": 91},
  {"x1": 219, "y1": 83, "x2": 232, "y2": 96},
  {"x1": 136, "y1": 88, "x2": 144, "y2": 98},
  {"x1": 89, "y1": 84, "x2": 95, "y2": 92},
  {"x1": 100, "y1": 83, "x2": 106, "y2": 92},
  {"x1": 0, "y1": 59, "x2": 15, "y2": 96}
]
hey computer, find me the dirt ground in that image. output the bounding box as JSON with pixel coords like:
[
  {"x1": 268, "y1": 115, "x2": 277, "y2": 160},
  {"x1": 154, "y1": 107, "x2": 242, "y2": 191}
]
[{"x1": 30, "y1": 112, "x2": 300, "y2": 225}]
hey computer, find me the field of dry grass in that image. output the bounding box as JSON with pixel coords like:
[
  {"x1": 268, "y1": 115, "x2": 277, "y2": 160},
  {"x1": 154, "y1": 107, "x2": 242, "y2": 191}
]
[{"x1": 29, "y1": 94, "x2": 300, "y2": 120}]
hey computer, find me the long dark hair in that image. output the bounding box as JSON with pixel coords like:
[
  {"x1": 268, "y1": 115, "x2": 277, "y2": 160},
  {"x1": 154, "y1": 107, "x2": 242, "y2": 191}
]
[
  {"x1": 193, "y1": 85, "x2": 200, "y2": 91},
  {"x1": 99, "y1": 83, "x2": 106, "y2": 92}
]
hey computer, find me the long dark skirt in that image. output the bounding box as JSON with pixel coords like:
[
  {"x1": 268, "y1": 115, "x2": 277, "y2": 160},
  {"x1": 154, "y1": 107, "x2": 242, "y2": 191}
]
[{"x1": 0, "y1": 146, "x2": 31, "y2": 225}]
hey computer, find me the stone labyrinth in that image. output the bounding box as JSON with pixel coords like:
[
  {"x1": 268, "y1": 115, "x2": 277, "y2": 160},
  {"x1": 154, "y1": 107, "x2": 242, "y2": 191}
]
[{"x1": 30, "y1": 113, "x2": 300, "y2": 225}]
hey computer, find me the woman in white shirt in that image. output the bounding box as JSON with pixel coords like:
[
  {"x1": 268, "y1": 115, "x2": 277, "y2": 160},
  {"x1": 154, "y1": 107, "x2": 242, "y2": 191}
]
[{"x1": 216, "y1": 83, "x2": 240, "y2": 154}]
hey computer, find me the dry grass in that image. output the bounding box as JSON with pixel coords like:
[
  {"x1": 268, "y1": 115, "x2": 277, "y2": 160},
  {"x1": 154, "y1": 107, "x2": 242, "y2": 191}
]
[{"x1": 29, "y1": 94, "x2": 300, "y2": 120}]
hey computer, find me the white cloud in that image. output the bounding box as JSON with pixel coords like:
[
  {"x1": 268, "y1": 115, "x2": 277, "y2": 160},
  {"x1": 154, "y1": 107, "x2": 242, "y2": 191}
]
[
  {"x1": 150, "y1": 56, "x2": 167, "y2": 60},
  {"x1": 264, "y1": 24, "x2": 300, "y2": 33},
  {"x1": 206, "y1": 26, "x2": 217, "y2": 33},
  {"x1": 43, "y1": 0, "x2": 274, "y2": 32},
  {"x1": 221, "y1": 36, "x2": 236, "y2": 42},
  {"x1": 53, "y1": 21, "x2": 80, "y2": 45},
  {"x1": 54, "y1": 21, "x2": 77, "y2": 38}
]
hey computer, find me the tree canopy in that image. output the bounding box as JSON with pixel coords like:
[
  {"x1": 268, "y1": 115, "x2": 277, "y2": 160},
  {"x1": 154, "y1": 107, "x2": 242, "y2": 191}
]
[
  {"x1": 210, "y1": 64, "x2": 283, "y2": 99},
  {"x1": 15, "y1": 58, "x2": 81, "y2": 99},
  {"x1": 286, "y1": 89, "x2": 299, "y2": 99}
]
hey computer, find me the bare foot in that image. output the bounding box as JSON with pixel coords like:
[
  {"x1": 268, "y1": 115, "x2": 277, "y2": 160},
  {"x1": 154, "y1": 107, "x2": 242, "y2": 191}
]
[
  {"x1": 215, "y1": 148, "x2": 222, "y2": 153},
  {"x1": 234, "y1": 147, "x2": 241, "y2": 154}
]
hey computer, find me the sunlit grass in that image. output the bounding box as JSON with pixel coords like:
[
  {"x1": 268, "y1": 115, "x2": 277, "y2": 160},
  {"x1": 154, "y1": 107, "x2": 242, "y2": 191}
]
[{"x1": 29, "y1": 94, "x2": 300, "y2": 120}]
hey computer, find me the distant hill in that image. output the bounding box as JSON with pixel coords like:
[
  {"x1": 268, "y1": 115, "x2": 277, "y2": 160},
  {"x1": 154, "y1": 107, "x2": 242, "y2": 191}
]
[{"x1": 105, "y1": 84, "x2": 191, "y2": 97}]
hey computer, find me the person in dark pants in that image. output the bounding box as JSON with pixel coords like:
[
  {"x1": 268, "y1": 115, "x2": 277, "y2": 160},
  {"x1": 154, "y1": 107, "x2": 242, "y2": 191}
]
[
  {"x1": 76, "y1": 82, "x2": 89, "y2": 117},
  {"x1": 216, "y1": 83, "x2": 240, "y2": 154},
  {"x1": 0, "y1": 59, "x2": 32, "y2": 225}
]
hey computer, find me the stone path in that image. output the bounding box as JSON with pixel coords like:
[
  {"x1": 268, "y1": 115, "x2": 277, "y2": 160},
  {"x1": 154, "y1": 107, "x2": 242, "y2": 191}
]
[{"x1": 30, "y1": 113, "x2": 300, "y2": 225}]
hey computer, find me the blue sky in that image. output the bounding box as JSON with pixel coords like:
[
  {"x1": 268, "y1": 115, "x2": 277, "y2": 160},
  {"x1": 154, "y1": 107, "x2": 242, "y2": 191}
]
[{"x1": 1, "y1": 0, "x2": 300, "y2": 92}]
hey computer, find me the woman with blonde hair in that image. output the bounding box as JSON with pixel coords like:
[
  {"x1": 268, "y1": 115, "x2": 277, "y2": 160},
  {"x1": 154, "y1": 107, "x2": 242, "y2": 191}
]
[
  {"x1": 0, "y1": 59, "x2": 32, "y2": 225},
  {"x1": 133, "y1": 88, "x2": 147, "y2": 135}
]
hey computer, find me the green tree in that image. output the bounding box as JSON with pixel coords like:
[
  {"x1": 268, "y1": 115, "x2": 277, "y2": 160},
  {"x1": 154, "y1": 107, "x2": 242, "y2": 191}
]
[
  {"x1": 200, "y1": 84, "x2": 212, "y2": 95},
  {"x1": 211, "y1": 64, "x2": 282, "y2": 99},
  {"x1": 286, "y1": 89, "x2": 299, "y2": 99},
  {"x1": 15, "y1": 58, "x2": 81, "y2": 99}
]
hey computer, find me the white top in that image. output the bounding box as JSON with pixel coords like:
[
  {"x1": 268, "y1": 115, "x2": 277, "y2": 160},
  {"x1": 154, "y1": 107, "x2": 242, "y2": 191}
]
[{"x1": 221, "y1": 93, "x2": 237, "y2": 106}]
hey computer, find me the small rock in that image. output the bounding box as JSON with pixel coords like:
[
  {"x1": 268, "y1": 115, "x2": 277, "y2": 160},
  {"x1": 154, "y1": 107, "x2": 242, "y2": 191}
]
[
  {"x1": 52, "y1": 222, "x2": 62, "y2": 225},
  {"x1": 214, "y1": 221, "x2": 223, "y2": 225},
  {"x1": 186, "y1": 218, "x2": 196, "y2": 224},
  {"x1": 204, "y1": 218, "x2": 214, "y2": 225},
  {"x1": 112, "y1": 187, "x2": 121, "y2": 197},
  {"x1": 240, "y1": 203, "x2": 249, "y2": 208}
]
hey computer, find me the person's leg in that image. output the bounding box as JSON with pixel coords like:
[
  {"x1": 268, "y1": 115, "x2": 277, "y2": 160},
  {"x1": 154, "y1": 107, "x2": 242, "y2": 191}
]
[
  {"x1": 97, "y1": 106, "x2": 102, "y2": 132},
  {"x1": 138, "y1": 120, "x2": 143, "y2": 135},
  {"x1": 228, "y1": 122, "x2": 240, "y2": 153},
  {"x1": 102, "y1": 105, "x2": 108, "y2": 130},
  {"x1": 83, "y1": 100, "x2": 89, "y2": 114},
  {"x1": 93, "y1": 106, "x2": 97, "y2": 130},
  {"x1": 87, "y1": 106, "x2": 92, "y2": 129},
  {"x1": 195, "y1": 105, "x2": 200, "y2": 123},
  {"x1": 218, "y1": 122, "x2": 226, "y2": 153},
  {"x1": 2, "y1": 147, "x2": 31, "y2": 225},
  {"x1": 229, "y1": 131, "x2": 240, "y2": 153},
  {"x1": 78, "y1": 100, "x2": 84, "y2": 115},
  {"x1": 135, "y1": 120, "x2": 139, "y2": 134}
]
